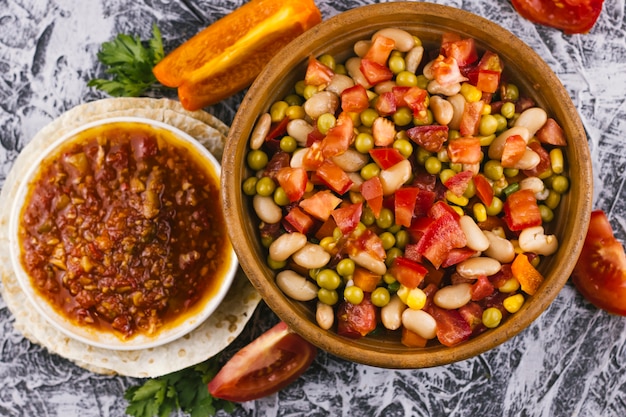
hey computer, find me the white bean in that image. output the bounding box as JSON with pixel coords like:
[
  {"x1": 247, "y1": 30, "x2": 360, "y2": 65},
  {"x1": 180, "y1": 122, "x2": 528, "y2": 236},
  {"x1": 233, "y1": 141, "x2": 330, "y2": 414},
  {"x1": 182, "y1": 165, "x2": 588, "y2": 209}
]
[
  {"x1": 292, "y1": 243, "x2": 331, "y2": 269},
  {"x1": 379, "y1": 159, "x2": 412, "y2": 195},
  {"x1": 290, "y1": 147, "x2": 309, "y2": 169},
  {"x1": 427, "y1": 79, "x2": 462, "y2": 96},
  {"x1": 511, "y1": 148, "x2": 540, "y2": 170},
  {"x1": 287, "y1": 119, "x2": 315, "y2": 147},
  {"x1": 326, "y1": 73, "x2": 355, "y2": 96},
  {"x1": 488, "y1": 126, "x2": 531, "y2": 160},
  {"x1": 430, "y1": 95, "x2": 454, "y2": 126},
  {"x1": 381, "y1": 294, "x2": 406, "y2": 330},
  {"x1": 405, "y1": 45, "x2": 424, "y2": 73},
  {"x1": 456, "y1": 257, "x2": 502, "y2": 279},
  {"x1": 372, "y1": 28, "x2": 415, "y2": 52},
  {"x1": 520, "y1": 176, "x2": 547, "y2": 199},
  {"x1": 253, "y1": 195, "x2": 282, "y2": 224},
  {"x1": 316, "y1": 301, "x2": 334, "y2": 330},
  {"x1": 347, "y1": 172, "x2": 364, "y2": 192},
  {"x1": 269, "y1": 232, "x2": 308, "y2": 262},
  {"x1": 447, "y1": 94, "x2": 466, "y2": 130},
  {"x1": 349, "y1": 251, "x2": 387, "y2": 275},
  {"x1": 434, "y1": 283, "x2": 472, "y2": 310},
  {"x1": 518, "y1": 226, "x2": 559, "y2": 256},
  {"x1": 422, "y1": 60, "x2": 434, "y2": 79},
  {"x1": 276, "y1": 270, "x2": 318, "y2": 301},
  {"x1": 331, "y1": 149, "x2": 370, "y2": 172},
  {"x1": 374, "y1": 80, "x2": 397, "y2": 95},
  {"x1": 514, "y1": 107, "x2": 548, "y2": 137},
  {"x1": 483, "y1": 230, "x2": 516, "y2": 263},
  {"x1": 303, "y1": 91, "x2": 339, "y2": 120},
  {"x1": 459, "y1": 215, "x2": 490, "y2": 252},
  {"x1": 402, "y1": 308, "x2": 437, "y2": 339},
  {"x1": 250, "y1": 113, "x2": 271, "y2": 150},
  {"x1": 354, "y1": 40, "x2": 371, "y2": 57},
  {"x1": 345, "y1": 57, "x2": 372, "y2": 88}
]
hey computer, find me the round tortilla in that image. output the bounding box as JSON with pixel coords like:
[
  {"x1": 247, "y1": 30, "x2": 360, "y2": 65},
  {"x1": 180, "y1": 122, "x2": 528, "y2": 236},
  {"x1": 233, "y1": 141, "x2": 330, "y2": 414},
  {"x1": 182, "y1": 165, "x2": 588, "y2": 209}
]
[{"x1": 0, "y1": 98, "x2": 261, "y2": 378}]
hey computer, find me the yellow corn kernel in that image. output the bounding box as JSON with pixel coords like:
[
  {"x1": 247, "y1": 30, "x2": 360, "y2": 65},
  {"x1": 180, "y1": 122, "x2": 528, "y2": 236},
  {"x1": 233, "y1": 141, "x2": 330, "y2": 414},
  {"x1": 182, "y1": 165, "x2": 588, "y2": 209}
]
[
  {"x1": 460, "y1": 82, "x2": 482, "y2": 102},
  {"x1": 499, "y1": 277, "x2": 521, "y2": 293},
  {"x1": 512, "y1": 239, "x2": 523, "y2": 254},
  {"x1": 503, "y1": 293, "x2": 525, "y2": 313},
  {"x1": 481, "y1": 103, "x2": 492, "y2": 115},
  {"x1": 473, "y1": 203, "x2": 487, "y2": 223},
  {"x1": 549, "y1": 148, "x2": 564, "y2": 174},
  {"x1": 482, "y1": 307, "x2": 502, "y2": 328},
  {"x1": 319, "y1": 236, "x2": 336, "y2": 252},
  {"x1": 446, "y1": 190, "x2": 469, "y2": 207},
  {"x1": 451, "y1": 205, "x2": 465, "y2": 217},
  {"x1": 396, "y1": 285, "x2": 410, "y2": 304},
  {"x1": 406, "y1": 288, "x2": 427, "y2": 310}
]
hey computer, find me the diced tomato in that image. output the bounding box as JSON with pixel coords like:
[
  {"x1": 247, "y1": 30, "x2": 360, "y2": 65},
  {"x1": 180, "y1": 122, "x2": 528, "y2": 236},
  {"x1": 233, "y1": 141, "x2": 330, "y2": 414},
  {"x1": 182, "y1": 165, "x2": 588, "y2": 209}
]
[
  {"x1": 360, "y1": 176, "x2": 384, "y2": 218},
  {"x1": 207, "y1": 322, "x2": 316, "y2": 402},
  {"x1": 502, "y1": 189, "x2": 542, "y2": 232},
  {"x1": 522, "y1": 141, "x2": 551, "y2": 177},
  {"x1": 511, "y1": 253, "x2": 544, "y2": 295},
  {"x1": 302, "y1": 141, "x2": 324, "y2": 170},
  {"x1": 500, "y1": 134, "x2": 527, "y2": 168},
  {"x1": 467, "y1": 51, "x2": 503, "y2": 93},
  {"x1": 475, "y1": 70, "x2": 501, "y2": 94},
  {"x1": 363, "y1": 35, "x2": 395, "y2": 66},
  {"x1": 394, "y1": 187, "x2": 420, "y2": 227},
  {"x1": 440, "y1": 247, "x2": 477, "y2": 268},
  {"x1": 320, "y1": 112, "x2": 354, "y2": 158},
  {"x1": 572, "y1": 210, "x2": 626, "y2": 315},
  {"x1": 283, "y1": 206, "x2": 315, "y2": 235},
  {"x1": 276, "y1": 167, "x2": 308, "y2": 202},
  {"x1": 447, "y1": 136, "x2": 482, "y2": 164},
  {"x1": 444, "y1": 170, "x2": 473, "y2": 197},
  {"x1": 315, "y1": 160, "x2": 353, "y2": 195},
  {"x1": 305, "y1": 55, "x2": 334, "y2": 87},
  {"x1": 299, "y1": 190, "x2": 342, "y2": 221},
  {"x1": 412, "y1": 188, "x2": 437, "y2": 218},
  {"x1": 315, "y1": 216, "x2": 337, "y2": 240},
  {"x1": 372, "y1": 117, "x2": 396, "y2": 146},
  {"x1": 424, "y1": 304, "x2": 472, "y2": 347},
  {"x1": 511, "y1": 0, "x2": 604, "y2": 34},
  {"x1": 332, "y1": 202, "x2": 363, "y2": 234},
  {"x1": 390, "y1": 256, "x2": 428, "y2": 288},
  {"x1": 336, "y1": 293, "x2": 378, "y2": 338},
  {"x1": 341, "y1": 84, "x2": 370, "y2": 113},
  {"x1": 416, "y1": 210, "x2": 467, "y2": 268},
  {"x1": 473, "y1": 173, "x2": 494, "y2": 207},
  {"x1": 470, "y1": 275, "x2": 495, "y2": 301},
  {"x1": 458, "y1": 302, "x2": 484, "y2": 332},
  {"x1": 306, "y1": 126, "x2": 326, "y2": 147},
  {"x1": 401, "y1": 327, "x2": 429, "y2": 347},
  {"x1": 536, "y1": 118, "x2": 567, "y2": 146},
  {"x1": 347, "y1": 229, "x2": 387, "y2": 262},
  {"x1": 441, "y1": 37, "x2": 478, "y2": 67},
  {"x1": 375, "y1": 91, "x2": 397, "y2": 116},
  {"x1": 428, "y1": 200, "x2": 460, "y2": 221},
  {"x1": 459, "y1": 101, "x2": 484, "y2": 136},
  {"x1": 353, "y1": 267, "x2": 382, "y2": 292},
  {"x1": 431, "y1": 55, "x2": 468, "y2": 86},
  {"x1": 406, "y1": 125, "x2": 448, "y2": 153},
  {"x1": 401, "y1": 86, "x2": 429, "y2": 120},
  {"x1": 369, "y1": 147, "x2": 405, "y2": 170},
  {"x1": 360, "y1": 58, "x2": 394, "y2": 85}
]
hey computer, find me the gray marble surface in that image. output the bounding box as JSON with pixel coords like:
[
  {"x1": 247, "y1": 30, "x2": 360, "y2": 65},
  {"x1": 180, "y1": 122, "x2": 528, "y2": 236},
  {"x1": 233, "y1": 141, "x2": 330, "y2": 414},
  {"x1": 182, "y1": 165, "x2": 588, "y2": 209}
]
[{"x1": 1, "y1": 0, "x2": 625, "y2": 416}]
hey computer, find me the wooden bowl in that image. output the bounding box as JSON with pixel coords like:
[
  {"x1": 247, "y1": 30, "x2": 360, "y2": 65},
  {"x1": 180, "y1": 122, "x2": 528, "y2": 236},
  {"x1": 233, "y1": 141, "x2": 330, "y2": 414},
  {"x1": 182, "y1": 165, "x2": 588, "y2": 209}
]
[{"x1": 222, "y1": 2, "x2": 592, "y2": 368}]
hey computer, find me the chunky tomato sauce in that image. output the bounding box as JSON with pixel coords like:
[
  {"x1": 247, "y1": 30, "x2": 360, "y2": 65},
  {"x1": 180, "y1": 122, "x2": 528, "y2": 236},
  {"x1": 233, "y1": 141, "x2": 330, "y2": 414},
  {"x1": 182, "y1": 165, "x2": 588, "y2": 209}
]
[{"x1": 19, "y1": 122, "x2": 229, "y2": 339}]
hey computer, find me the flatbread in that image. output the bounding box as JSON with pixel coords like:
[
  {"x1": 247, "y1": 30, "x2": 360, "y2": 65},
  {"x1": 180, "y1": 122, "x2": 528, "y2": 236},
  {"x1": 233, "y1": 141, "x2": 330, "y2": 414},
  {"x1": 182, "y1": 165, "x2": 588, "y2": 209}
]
[{"x1": 0, "y1": 98, "x2": 261, "y2": 378}]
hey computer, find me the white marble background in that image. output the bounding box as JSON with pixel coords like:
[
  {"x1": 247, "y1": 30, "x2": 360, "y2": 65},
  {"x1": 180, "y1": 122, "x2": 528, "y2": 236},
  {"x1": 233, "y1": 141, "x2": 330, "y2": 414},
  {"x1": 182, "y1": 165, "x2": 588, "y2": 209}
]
[{"x1": 1, "y1": 0, "x2": 625, "y2": 416}]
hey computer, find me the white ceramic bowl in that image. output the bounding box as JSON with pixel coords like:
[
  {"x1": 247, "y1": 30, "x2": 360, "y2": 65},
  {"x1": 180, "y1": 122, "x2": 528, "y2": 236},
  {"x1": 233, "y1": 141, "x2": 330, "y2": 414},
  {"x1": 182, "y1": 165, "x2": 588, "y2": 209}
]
[{"x1": 9, "y1": 116, "x2": 237, "y2": 350}]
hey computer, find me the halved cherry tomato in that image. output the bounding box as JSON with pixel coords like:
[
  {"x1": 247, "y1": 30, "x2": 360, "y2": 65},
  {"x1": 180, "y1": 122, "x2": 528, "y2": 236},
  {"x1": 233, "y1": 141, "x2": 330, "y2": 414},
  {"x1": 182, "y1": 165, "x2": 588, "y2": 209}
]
[
  {"x1": 208, "y1": 321, "x2": 317, "y2": 402},
  {"x1": 511, "y1": 0, "x2": 604, "y2": 34},
  {"x1": 572, "y1": 210, "x2": 626, "y2": 315}
]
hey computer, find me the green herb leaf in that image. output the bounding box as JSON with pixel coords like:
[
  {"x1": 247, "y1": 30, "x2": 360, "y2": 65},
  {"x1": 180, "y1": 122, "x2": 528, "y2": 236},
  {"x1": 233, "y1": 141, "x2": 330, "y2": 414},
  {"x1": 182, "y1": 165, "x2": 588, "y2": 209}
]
[
  {"x1": 88, "y1": 23, "x2": 166, "y2": 97},
  {"x1": 124, "y1": 355, "x2": 236, "y2": 417}
]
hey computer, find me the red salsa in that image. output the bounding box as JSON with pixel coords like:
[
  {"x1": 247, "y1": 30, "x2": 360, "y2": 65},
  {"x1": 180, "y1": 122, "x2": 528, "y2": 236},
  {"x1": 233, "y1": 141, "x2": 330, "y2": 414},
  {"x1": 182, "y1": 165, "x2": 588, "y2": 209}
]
[{"x1": 18, "y1": 122, "x2": 229, "y2": 339}]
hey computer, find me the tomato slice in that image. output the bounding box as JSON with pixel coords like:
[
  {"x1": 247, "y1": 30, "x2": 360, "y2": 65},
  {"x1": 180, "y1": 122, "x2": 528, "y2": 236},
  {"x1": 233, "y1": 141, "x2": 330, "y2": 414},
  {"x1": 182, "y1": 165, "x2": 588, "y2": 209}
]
[
  {"x1": 208, "y1": 322, "x2": 317, "y2": 402},
  {"x1": 511, "y1": 0, "x2": 604, "y2": 34},
  {"x1": 572, "y1": 210, "x2": 626, "y2": 315},
  {"x1": 441, "y1": 36, "x2": 478, "y2": 67},
  {"x1": 283, "y1": 206, "x2": 315, "y2": 235},
  {"x1": 415, "y1": 208, "x2": 467, "y2": 268},
  {"x1": 500, "y1": 134, "x2": 527, "y2": 168},
  {"x1": 536, "y1": 118, "x2": 567, "y2": 146},
  {"x1": 473, "y1": 173, "x2": 494, "y2": 207},
  {"x1": 430, "y1": 55, "x2": 467, "y2": 86},
  {"x1": 443, "y1": 170, "x2": 473, "y2": 197},
  {"x1": 459, "y1": 101, "x2": 484, "y2": 137},
  {"x1": 320, "y1": 112, "x2": 354, "y2": 158}
]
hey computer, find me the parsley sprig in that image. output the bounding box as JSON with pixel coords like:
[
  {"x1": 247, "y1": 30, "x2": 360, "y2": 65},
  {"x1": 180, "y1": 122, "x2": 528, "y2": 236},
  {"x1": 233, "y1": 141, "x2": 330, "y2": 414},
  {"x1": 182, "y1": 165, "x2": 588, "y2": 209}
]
[
  {"x1": 124, "y1": 358, "x2": 236, "y2": 417},
  {"x1": 88, "y1": 23, "x2": 166, "y2": 97}
]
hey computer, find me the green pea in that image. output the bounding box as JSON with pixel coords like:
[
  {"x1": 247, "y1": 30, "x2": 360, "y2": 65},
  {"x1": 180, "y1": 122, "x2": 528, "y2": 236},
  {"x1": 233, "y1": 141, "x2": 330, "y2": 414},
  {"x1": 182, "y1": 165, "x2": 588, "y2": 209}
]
[
  {"x1": 336, "y1": 258, "x2": 356, "y2": 277},
  {"x1": 371, "y1": 287, "x2": 391, "y2": 307},
  {"x1": 493, "y1": 114, "x2": 508, "y2": 132},
  {"x1": 448, "y1": 129, "x2": 461, "y2": 140},
  {"x1": 479, "y1": 114, "x2": 499, "y2": 136},
  {"x1": 283, "y1": 94, "x2": 303, "y2": 107},
  {"x1": 255, "y1": 176, "x2": 276, "y2": 196},
  {"x1": 425, "y1": 156, "x2": 442, "y2": 175},
  {"x1": 539, "y1": 205, "x2": 554, "y2": 222},
  {"x1": 360, "y1": 108, "x2": 379, "y2": 127},
  {"x1": 380, "y1": 231, "x2": 396, "y2": 250},
  {"x1": 502, "y1": 83, "x2": 519, "y2": 101},
  {"x1": 388, "y1": 55, "x2": 406, "y2": 74},
  {"x1": 266, "y1": 255, "x2": 286, "y2": 270},
  {"x1": 394, "y1": 230, "x2": 409, "y2": 249},
  {"x1": 413, "y1": 109, "x2": 433, "y2": 126},
  {"x1": 309, "y1": 268, "x2": 321, "y2": 279},
  {"x1": 393, "y1": 138, "x2": 413, "y2": 157},
  {"x1": 355, "y1": 132, "x2": 375, "y2": 153},
  {"x1": 280, "y1": 135, "x2": 298, "y2": 153},
  {"x1": 344, "y1": 285, "x2": 364, "y2": 305},
  {"x1": 285, "y1": 105, "x2": 305, "y2": 120},
  {"x1": 383, "y1": 272, "x2": 397, "y2": 285},
  {"x1": 544, "y1": 190, "x2": 561, "y2": 210},
  {"x1": 504, "y1": 168, "x2": 519, "y2": 178},
  {"x1": 295, "y1": 80, "x2": 306, "y2": 96},
  {"x1": 551, "y1": 175, "x2": 570, "y2": 194},
  {"x1": 361, "y1": 206, "x2": 376, "y2": 226},
  {"x1": 335, "y1": 63, "x2": 347, "y2": 75},
  {"x1": 376, "y1": 208, "x2": 394, "y2": 229},
  {"x1": 415, "y1": 147, "x2": 432, "y2": 165},
  {"x1": 273, "y1": 187, "x2": 290, "y2": 206},
  {"x1": 270, "y1": 101, "x2": 289, "y2": 123},
  {"x1": 242, "y1": 177, "x2": 258, "y2": 196},
  {"x1": 246, "y1": 149, "x2": 268, "y2": 171},
  {"x1": 416, "y1": 74, "x2": 429, "y2": 89},
  {"x1": 486, "y1": 196, "x2": 504, "y2": 216},
  {"x1": 316, "y1": 269, "x2": 342, "y2": 290},
  {"x1": 463, "y1": 179, "x2": 476, "y2": 199},
  {"x1": 385, "y1": 247, "x2": 403, "y2": 267},
  {"x1": 317, "y1": 113, "x2": 337, "y2": 134},
  {"x1": 303, "y1": 84, "x2": 318, "y2": 100},
  {"x1": 261, "y1": 235, "x2": 274, "y2": 248},
  {"x1": 393, "y1": 107, "x2": 414, "y2": 127},
  {"x1": 396, "y1": 70, "x2": 418, "y2": 87},
  {"x1": 318, "y1": 54, "x2": 336, "y2": 71},
  {"x1": 360, "y1": 162, "x2": 381, "y2": 180},
  {"x1": 439, "y1": 168, "x2": 456, "y2": 184},
  {"x1": 501, "y1": 102, "x2": 516, "y2": 119},
  {"x1": 449, "y1": 162, "x2": 463, "y2": 173},
  {"x1": 318, "y1": 288, "x2": 339, "y2": 305},
  {"x1": 332, "y1": 227, "x2": 344, "y2": 241}
]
